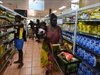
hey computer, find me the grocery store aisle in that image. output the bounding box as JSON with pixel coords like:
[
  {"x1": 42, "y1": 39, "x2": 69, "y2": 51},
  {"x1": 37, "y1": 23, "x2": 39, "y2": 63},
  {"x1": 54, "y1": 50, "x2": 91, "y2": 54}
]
[
  {"x1": 3, "y1": 39, "x2": 62, "y2": 75},
  {"x1": 3, "y1": 39, "x2": 45, "y2": 75}
]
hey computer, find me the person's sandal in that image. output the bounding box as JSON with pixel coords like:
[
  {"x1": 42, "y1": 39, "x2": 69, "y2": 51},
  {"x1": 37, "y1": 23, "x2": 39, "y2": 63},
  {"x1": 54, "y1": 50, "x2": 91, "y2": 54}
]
[
  {"x1": 14, "y1": 61, "x2": 20, "y2": 64},
  {"x1": 17, "y1": 63, "x2": 24, "y2": 68}
]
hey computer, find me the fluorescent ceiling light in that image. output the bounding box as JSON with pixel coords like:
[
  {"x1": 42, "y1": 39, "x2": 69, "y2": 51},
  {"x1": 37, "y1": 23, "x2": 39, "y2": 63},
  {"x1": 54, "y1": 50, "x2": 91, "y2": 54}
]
[
  {"x1": 53, "y1": 10, "x2": 57, "y2": 13},
  {"x1": 71, "y1": 0, "x2": 79, "y2": 3},
  {"x1": 59, "y1": 6, "x2": 66, "y2": 10},
  {"x1": 0, "y1": 1, "x2": 3, "y2": 3}
]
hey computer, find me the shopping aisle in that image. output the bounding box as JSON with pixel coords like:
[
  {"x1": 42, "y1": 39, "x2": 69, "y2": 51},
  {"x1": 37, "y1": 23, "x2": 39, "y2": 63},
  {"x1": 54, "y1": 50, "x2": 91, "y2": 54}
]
[
  {"x1": 3, "y1": 39, "x2": 45, "y2": 75},
  {"x1": 3, "y1": 39, "x2": 62, "y2": 75}
]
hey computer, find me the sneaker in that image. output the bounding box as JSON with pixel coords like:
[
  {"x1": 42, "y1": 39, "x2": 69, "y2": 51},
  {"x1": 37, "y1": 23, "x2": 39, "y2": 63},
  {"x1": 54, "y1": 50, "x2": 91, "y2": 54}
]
[
  {"x1": 17, "y1": 63, "x2": 24, "y2": 68},
  {"x1": 14, "y1": 61, "x2": 20, "y2": 64}
]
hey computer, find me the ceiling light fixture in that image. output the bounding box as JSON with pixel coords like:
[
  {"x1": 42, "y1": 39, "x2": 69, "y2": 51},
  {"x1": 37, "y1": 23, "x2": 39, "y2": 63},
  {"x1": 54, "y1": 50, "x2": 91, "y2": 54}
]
[
  {"x1": 59, "y1": 6, "x2": 66, "y2": 10},
  {"x1": 71, "y1": 0, "x2": 79, "y2": 3},
  {"x1": 53, "y1": 10, "x2": 57, "y2": 13},
  {"x1": 0, "y1": 1, "x2": 3, "y2": 3}
]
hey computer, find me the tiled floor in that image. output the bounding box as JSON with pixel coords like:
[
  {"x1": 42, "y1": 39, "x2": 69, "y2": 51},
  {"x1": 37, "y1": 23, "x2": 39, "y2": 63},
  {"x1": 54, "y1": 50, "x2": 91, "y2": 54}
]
[{"x1": 3, "y1": 39, "x2": 63, "y2": 75}]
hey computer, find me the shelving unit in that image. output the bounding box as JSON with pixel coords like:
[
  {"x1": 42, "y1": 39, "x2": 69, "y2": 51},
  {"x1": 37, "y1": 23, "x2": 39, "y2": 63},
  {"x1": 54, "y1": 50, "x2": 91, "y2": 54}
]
[
  {"x1": 77, "y1": 32, "x2": 100, "y2": 39},
  {"x1": 59, "y1": 3, "x2": 100, "y2": 75},
  {"x1": 0, "y1": 30, "x2": 15, "y2": 38},
  {"x1": 79, "y1": 19, "x2": 100, "y2": 22},
  {"x1": 0, "y1": 4, "x2": 24, "y2": 74}
]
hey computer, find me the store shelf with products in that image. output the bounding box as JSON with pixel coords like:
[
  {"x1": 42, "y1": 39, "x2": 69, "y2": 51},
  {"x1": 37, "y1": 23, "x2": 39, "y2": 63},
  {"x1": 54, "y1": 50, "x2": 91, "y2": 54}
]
[
  {"x1": 77, "y1": 32, "x2": 100, "y2": 39},
  {"x1": 78, "y1": 62, "x2": 99, "y2": 75},
  {"x1": 59, "y1": 3, "x2": 100, "y2": 75},
  {"x1": 62, "y1": 32, "x2": 72, "y2": 39},
  {"x1": 0, "y1": 49, "x2": 16, "y2": 74},
  {"x1": 0, "y1": 30, "x2": 15, "y2": 38},
  {"x1": 75, "y1": 50, "x2": 100, "y2": 72},
  {"x1": 0, "y1": 4, "x2": 25, "y2": 74},
  {"x1": 0, "y1": 24, "x2": 14, "y2": 28},
  {"x1": 63, "y1": 38, "x2": 73, "y2": 45},
  {"x1": 79, "y1": 19, "x2": 100, "y2": 22},
  {"x1": 77, "y1": 3, "x2": 100, "y2": 75},
  {"x1": 76, "y1": 43, "x2": 100, "y2": 57},
  {"x1": 63, "y1": 22, "x2": 75, "y2": 24}
]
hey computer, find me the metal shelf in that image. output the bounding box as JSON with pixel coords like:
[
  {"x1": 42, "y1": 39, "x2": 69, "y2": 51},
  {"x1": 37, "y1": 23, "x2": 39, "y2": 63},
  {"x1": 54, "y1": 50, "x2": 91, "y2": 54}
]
[
  {"x1": 63, "y1": 31, "x2": 74, "y2": 34},
  {"x1": 78, "y1": 19, "x2": 100, "y2": 22},
  {"x1": 75, "y1": 54, "x2": 100, "y2": 74},
  {"x1": 8, "y1": 38, "x2": 14, "y2": 43},
  {"x1": 0, "y1": 49, "x2": 12, "y2": 60},
  {"x1": 64, "y1": 22, "x2": 75, "y2": 24},
  {"x1": 83, "y1": 61, "x2": 100, "y2": 75},
  {"x1": 77, "y1": 68, "x2": 85, "y2": 75},
  {"x1": 62, "y1": 33, "x2": 72, "y2": 38},
  {"x1": 0, "y1": 50, "x2": 15, "y2": 73},
  {"x1": 77, "y1": 32, "x2": 100, "y2": 39},
  {"x1": 0, "y1": 40, "x2": 8, "y2": 45},
  {"x1": 0, "y1": 30, "x2": 15, "y2": 38},
  {"x1": 79, "y1": 3, "x2": 100, "y2": 12},
  {"x1": 63, "y1": 38, "x2": 73, "y2": 44},
  {"x1": 0, "y1": 25, "x2": 13, "y2": 28},
  {"x1": 0, "y1": 16, "x2": 8, "y2": 19}
]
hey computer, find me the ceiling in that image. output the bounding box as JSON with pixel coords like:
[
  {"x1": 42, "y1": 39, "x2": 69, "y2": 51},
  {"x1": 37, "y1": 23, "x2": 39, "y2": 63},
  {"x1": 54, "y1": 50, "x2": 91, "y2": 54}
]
[{"x1": 0, "y1": 0, "x2": 99, "y2": 18}]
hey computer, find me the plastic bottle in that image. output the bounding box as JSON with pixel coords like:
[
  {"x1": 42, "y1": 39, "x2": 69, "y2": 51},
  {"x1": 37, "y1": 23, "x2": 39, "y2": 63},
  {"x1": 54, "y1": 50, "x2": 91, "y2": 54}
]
[
  {"x1": 83, "y1": 37, "x2": 87, "y2": 46},
  {"x1": 83, "y1": 51, "x2": 88, "y2": 61},
  {"x1": 77, "y1": 69, "x2": 83, "y2": 75},
  {"x1": 94, "y1": 42, "x2": 100, "y2": 54},
  {"x1": 76, "y1": 47, "x2": 80, "y2": 56},
  {"x1": 82, "y1": 50, "x2": 85, "y2": 59},
  {"x1": 86, "y1": 69, "x2": 93, "y2": 75},
  {"x1": 86, "y1": 38, "x2": 90, "y2": 48},
  {"x1": 91, "y1": 40, "x2": 96, "y2": 51},
  {"x1": 89, "y1": 54, "x2": 96, "y2": 67}
]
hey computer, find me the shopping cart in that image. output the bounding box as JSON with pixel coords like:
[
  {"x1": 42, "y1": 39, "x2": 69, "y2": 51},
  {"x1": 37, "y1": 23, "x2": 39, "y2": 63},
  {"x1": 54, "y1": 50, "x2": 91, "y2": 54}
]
[{"x1": 50, "y1": 44, "x2": 81, "y2": 75}]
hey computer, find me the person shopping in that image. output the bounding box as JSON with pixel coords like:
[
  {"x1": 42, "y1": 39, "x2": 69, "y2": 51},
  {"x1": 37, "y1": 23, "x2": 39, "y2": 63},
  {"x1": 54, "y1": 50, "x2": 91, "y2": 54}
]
[
  {"x1": 14, "y1": 15, "x2": 26, "y2": 68},
  {"x1": 41, "y1": 13, "x2": 63, "y2": 74}
]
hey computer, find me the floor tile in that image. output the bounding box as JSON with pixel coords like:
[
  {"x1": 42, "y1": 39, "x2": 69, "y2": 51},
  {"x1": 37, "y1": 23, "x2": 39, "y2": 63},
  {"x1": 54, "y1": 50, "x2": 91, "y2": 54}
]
[
  {"x1": 32, "y1": 67, "x2": 42, "y2": 74},
  {"x1": 19, "y1": 67, "x2": 32, "y2": 75},
  {"x1": 3, "y1": 40, "x2": 46, "y2": 75},
  {"x1": 23, "y1": 61, "x2": 32, "y2": 68}
]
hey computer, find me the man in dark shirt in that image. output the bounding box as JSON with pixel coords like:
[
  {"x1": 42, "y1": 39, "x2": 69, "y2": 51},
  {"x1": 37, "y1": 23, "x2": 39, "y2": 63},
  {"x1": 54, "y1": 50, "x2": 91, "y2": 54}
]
[{"x1": 14, "y1": 15, "x2": 26, "y2": 68}]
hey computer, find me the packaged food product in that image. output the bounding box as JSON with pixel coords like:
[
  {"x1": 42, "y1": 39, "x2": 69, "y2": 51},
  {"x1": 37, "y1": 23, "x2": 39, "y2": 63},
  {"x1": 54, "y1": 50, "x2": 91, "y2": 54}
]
[
  {"x1": 60, "y1": 52, "x2": 73, "y2": 61},
  {"x1": 98, "y1": 25, "x2": 100, "y2": 35},
  {"x1": 89, "y1": 54, "x2": 96, "y2": 67},
  {"x1": 0, "y1": 45, "x2": 4, "y2": 56},
  {"x1": 92, "y1": 26, "x2": 98, "y2": 35}
]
